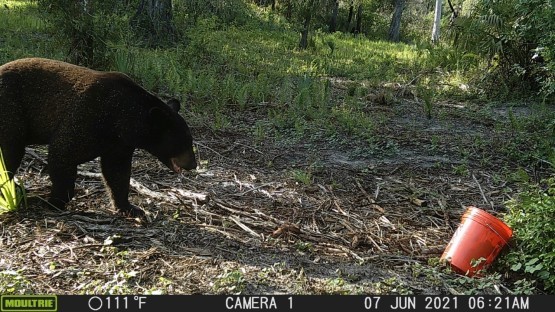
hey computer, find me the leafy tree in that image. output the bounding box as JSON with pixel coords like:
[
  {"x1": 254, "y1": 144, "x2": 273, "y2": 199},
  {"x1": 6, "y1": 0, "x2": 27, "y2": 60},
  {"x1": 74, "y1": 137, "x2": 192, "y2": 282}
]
[
  {"x1": 130, "y1": 0, "x2": 176, "y2": 46},
  {"x1": 253, "y1": 0, "x2": 276, "y2": 10},
  {"x1": 298, "y1": 0, "x2": 316, "y2": 49},
  {"x1": 271, "y1": 0, "x2": 332, "y2": 49},
  {"x1": 353, "y1": 3, "x2": 363, "y2": 34},
  {"x1": 38, "y1": 0, "x2": 129, "y2": 67}
]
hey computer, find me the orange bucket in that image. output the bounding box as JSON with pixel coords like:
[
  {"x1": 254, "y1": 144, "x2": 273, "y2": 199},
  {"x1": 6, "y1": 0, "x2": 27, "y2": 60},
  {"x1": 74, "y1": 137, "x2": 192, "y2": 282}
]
[{"x1": 441, "y1": 206, "x2": 513, "y2": 276}]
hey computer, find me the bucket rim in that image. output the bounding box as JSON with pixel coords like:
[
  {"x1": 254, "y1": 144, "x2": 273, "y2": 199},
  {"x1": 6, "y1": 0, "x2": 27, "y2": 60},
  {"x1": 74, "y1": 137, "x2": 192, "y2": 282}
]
[{"x1": 463, "y1": 206, "x2": 513, "y2": 240}]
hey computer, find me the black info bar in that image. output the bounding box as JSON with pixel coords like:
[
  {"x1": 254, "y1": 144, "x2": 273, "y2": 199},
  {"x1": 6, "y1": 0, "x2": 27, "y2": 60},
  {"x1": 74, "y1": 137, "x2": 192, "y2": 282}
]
[{"x1": 1, "y1": 295, "x2": 552, "y2": 312}]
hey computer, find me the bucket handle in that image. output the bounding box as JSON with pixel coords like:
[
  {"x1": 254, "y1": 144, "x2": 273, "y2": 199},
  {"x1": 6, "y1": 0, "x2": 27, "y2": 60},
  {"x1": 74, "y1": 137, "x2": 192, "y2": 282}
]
[
  {"x1": 485, "y1": 222, "x2": 511, "y2": 248},
  {"x1": 464, "y1": 212, "x2": 511, "y2": 247}
]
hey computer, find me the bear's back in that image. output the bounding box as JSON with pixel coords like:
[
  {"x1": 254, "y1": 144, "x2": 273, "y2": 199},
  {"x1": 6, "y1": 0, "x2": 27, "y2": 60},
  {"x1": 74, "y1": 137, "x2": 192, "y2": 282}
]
[
  {"x1": 0, "y1": 58, "x2": 119, "y2": 95},
  {"x1": 0, "y1": 58, "x2": 143, "y2": 144}
]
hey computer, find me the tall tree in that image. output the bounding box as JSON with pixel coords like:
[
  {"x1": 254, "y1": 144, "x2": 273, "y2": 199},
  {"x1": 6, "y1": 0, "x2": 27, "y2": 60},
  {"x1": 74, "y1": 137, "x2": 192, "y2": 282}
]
[
  {"x1": 131, "y1": 0, "x2": 175, "y2": 46},
  {"x1": 353, "y1": 3, "x2": 363, "y2": 34},
  {"x1": 299, "y1": 0, "x2": 316, "y2": 49},
  {"x1": 345, "y1": 1, "x2": 354, "y2": 32},
  {"x1": 71, "y1": 0, "x2": 95, "y2": 66},
  {"x1": 431, "y1": 0, "x2": 442, "y2": 44},
  {"x1": 388, "y1": 0, "x2": 405, "y2": 42},
  {"x1": 282, "y1": 0, "x2": 294, "y2": 19},
  {"x1": 329, "y1": 0, "x2": 339, "y2": 32},
  {"x1": 38, "y1": 0, "x2": 99, "y2": 66}
]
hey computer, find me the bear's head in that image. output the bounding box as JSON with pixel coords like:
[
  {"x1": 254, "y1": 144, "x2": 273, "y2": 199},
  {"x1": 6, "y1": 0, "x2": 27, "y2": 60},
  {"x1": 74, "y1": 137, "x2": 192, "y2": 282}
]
[{"x1": 146, "y1": 98, "x2": 197, "y2": 173}]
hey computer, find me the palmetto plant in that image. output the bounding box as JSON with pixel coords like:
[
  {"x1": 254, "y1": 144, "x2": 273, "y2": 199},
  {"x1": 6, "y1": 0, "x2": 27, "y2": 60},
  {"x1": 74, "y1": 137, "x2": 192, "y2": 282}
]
[
  {"x1": 446, "y1": 0, "x2": 555, "y2": 95},
  {"x1": 449, "y1": 13, "x2": 504, "y2": 58},
  {"x1": 447, "y1": 3, "x2": 527, "y2": 70},
  {"x1": 0, "y1": 148, "x2": 26, "y2": 212}
]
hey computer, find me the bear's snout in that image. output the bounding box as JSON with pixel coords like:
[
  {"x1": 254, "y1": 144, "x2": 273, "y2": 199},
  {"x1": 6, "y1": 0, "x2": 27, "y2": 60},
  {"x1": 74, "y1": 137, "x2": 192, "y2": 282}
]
[{"x1": 170, "y1": 152, "x2": 197, "y2": 172}]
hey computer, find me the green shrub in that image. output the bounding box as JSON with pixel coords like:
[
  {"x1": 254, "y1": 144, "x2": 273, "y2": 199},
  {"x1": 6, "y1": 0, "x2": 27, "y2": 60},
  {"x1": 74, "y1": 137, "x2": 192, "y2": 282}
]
[
  {"x1": 174, "y1": 0, "x2": 253, "y2": 29},
  {"x1": 0, "y1": 148, "x2": 26, "y2": 212},
  {"x1": 503, "y1": 177, "x2": 555, "y2": 292},
  {"x1": 449, "y1": 0, "x2": 555, "y2": 98},
  {"x1": 37, "y1": 0, "x2": 129, "y2": 68}
]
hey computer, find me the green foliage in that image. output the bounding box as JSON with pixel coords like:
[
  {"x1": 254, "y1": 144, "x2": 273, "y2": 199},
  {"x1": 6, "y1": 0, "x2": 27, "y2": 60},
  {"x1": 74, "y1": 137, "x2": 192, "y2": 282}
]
[
  {"x1": 213, "y1": 269, "x2": 246, "y2": 293},
  {"x1": 0, "y1": 270, "x2": 32, "y2": 294},
  {"x1": 513, "y1": 0, "x2": 555, "y2": 98},
  {"x1": 0, "y1": 148, "x2": 26, "y2": 213},
  {"x1": 0, "y1": 1, "x2": 61, "y2": 64},
  {"x1": 37, "y1": 0, "x2": 130, "y2": 68},
  {"x1": 416, "y1": 85, "x2": 435, "y2": 119},
  {"x1": 291, "y1": 169, "x2": 313, "y2": 185},
  {"x1": 174, "y1": 0, "x2": 253, "y2": 29},
  {"x1": 449, "y1": 0, "x2": 555, "y2": 98},
  {"x1": 411, "y1": 260, "x2": 538, "y2": 295},
  {"x1": 495, "y1": 106, "x2": 555, "y2": 168},
  {"x1": 503, "y1": 177, "x2": 555, "y2": 292}
]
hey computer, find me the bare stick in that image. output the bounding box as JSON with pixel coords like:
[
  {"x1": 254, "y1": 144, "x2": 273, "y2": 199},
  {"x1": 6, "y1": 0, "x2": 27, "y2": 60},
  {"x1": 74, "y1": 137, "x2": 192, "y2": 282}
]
[{"x1": 472, "y1": 173, "x2": 492, "y2": 208}]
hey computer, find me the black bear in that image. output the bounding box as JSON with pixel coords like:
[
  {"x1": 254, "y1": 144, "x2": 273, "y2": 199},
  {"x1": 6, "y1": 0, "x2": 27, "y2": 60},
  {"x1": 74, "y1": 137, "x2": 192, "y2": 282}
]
[{"x1": 0, "y1": 57, "x2": 197, "y2": 217}]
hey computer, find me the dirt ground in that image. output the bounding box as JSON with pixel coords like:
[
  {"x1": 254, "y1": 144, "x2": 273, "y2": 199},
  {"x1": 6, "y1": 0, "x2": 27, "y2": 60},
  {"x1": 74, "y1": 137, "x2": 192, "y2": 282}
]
[{"x1": 0, "y1": 89, "x2": 549, "y2": 295}]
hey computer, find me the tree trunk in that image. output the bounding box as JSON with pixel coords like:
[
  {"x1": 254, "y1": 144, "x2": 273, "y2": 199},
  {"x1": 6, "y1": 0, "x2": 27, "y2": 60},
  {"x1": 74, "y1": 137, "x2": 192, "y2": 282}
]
[
  {"x1": 431, "y1": 0, "x2": 442, "y2": 44},
  {"x1": 147, "y1": 0, "x2": 174, "y2": 42},
  {"x1": 329, "y1": 0, "x2": 339, "y2": 33},
  {"x1": 388, "y1": 0, "x2": 405, "y2": 42},
  {"x1": 283, "y1": 0, "x2": 293, "y2": 19},
  {"x1": 299, "y1": 0, "x2": 314, "y2": 50},
  {"x1": 353, "y1": 4, "x2": 362, "y2": 34},
  {"x1": 345, "y1": 3, "x2": 354, "y2": 32},
  {"x1": 299, "y1": 10, "x2": 313, "y2": 50},
  {"x1": 132, "y1": 0, "x2": 175, "y2": 46}
]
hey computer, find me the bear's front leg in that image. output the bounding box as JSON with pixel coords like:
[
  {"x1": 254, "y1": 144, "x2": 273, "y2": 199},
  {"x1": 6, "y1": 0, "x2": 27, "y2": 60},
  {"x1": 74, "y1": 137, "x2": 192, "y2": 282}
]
[
  {"x1": 0, "y1": 137, "x2": 26, "y2": 180},
  {"x1": 100, "y1": 149, "x2": 145, "y2": 217}
]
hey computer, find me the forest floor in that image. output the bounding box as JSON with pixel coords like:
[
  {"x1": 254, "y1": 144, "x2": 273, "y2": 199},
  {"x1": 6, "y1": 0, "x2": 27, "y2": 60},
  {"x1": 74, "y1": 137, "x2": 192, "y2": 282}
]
[{"x1": 0, "y1": 84, "x2": 551, "y2": 295}]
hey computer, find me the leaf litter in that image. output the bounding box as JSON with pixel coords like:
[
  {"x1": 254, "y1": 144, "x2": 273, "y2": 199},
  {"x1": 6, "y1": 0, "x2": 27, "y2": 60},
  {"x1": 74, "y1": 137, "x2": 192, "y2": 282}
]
[{"x1": 0, "y1": 93, "x2": 549, "y2": 295}]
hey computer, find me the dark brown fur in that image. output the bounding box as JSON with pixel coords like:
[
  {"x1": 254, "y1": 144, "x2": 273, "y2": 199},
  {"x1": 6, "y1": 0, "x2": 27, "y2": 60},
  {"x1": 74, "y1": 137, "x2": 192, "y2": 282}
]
[{"x1": 0, "y1": 58, "x2": 196, "y2": 216}]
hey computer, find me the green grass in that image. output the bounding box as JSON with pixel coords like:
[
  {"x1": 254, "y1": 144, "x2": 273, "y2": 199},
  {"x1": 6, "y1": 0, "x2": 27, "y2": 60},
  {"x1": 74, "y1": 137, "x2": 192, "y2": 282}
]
[
  {"x1": 1, "y1": 2, "x2": 551, "y2": 170},
  {"x1": 2, "y1": 0, "x2": 554, "y2": 295},
  {"x1": 0, "y1": 1, "x2": 472, "y2": 146},
  {"x1": 180, "y1": 25, "x2": 444, "y2": 84},
  {"x1": 0, "y1": 0, "x2": 63, "y2": 64},
  {"x1": 0, "y1": 269, "x2": 32, "y2": 294},
  {"x1": 213, "y1": 269, "x2": 246, "y2": 294}
]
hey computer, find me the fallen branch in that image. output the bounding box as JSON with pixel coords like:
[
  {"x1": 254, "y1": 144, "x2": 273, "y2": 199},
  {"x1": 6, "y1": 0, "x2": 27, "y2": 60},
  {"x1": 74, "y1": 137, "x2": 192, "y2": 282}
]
[
  {"x1": 170, "y1": 188, "x2": 208, "y2": 203},
  {"x1": 77, "y1": 171, "x2": 208, "y2": 204},
  {"x1": 25, "y1": 147, "x2": 48, "y2": 164},
  {"x1": 229, "y1": 216, "x2": 262, "y2": 239}
]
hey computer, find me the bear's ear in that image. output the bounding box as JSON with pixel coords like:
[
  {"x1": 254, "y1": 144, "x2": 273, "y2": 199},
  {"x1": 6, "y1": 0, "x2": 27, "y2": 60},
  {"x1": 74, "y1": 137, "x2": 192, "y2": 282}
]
[{"x1": 167, "y1": 98, "x2": 180, "y2": 112}]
